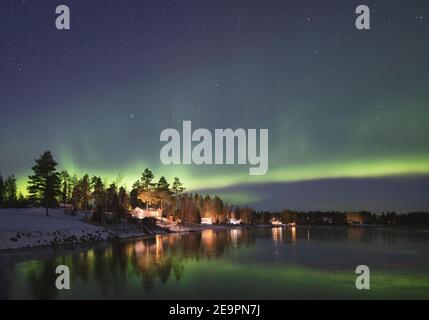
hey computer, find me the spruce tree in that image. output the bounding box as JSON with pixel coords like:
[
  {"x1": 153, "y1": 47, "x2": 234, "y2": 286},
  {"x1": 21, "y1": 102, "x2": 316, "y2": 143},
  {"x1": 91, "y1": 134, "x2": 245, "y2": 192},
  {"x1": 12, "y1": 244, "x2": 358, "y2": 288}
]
[
  {"x1": 5, "y1": 175, "x2": 17, "y2": 207},
  {"x1": 171, "y1": 177, "x2": 185, "y2": 214},
  {"x1": 27, "y1": 151, "x2": 61, "y2": 216},
  {"x1": 60, "y1": 170, "x2": 70, "y2": 204},
  {"x1": 80, "y1": 174, "x2": 91, "y2": 211},
  {"x1": 172, "y1": 177, "x2": 185, "y2": 196},
  {"x1": 91, "y1": 176, "x2": 106, "y2": 224},
  {"x1": 156, "y1": 176, "x2": 170, "y2": 212}
]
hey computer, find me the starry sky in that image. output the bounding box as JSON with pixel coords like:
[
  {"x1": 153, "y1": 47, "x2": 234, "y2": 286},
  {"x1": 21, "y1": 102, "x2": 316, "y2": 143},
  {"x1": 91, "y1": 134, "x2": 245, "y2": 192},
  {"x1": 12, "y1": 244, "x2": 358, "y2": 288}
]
[{"x1": 0, "y1": 0, "x2": 428, "y2": 212}]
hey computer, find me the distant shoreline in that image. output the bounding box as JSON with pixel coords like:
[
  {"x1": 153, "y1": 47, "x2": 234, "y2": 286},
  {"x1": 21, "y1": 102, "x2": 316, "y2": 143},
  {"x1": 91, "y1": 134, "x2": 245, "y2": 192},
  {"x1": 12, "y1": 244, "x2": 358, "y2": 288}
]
[{"x1": 2, "y1": 208, "x2": 428, "y2": 253}]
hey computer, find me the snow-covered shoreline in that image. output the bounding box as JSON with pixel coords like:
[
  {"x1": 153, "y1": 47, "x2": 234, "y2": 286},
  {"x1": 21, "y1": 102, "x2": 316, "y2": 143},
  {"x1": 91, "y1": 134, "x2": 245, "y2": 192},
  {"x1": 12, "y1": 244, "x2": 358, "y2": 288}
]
[
  {"x1": 0, "y1": 208, "x2": 245, "y2": 251},
  {"x1": 0, "y1": 208, "x2": 152, "y2": 251}
]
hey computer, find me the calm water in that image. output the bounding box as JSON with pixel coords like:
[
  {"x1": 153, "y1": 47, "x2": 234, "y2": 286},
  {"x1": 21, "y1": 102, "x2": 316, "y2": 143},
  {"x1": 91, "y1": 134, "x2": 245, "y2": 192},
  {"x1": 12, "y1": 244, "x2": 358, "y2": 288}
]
[{"x1": 1, "y1": 226, "x2": 429, "y2": 299}]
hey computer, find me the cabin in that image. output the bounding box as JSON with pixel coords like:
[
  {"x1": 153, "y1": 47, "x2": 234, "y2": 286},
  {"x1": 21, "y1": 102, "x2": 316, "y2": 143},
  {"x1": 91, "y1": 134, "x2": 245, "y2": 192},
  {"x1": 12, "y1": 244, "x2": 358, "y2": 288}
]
[
  {"x1": 201, "y1": 217, "x2": 214, "y2": 225},
  {"x1": 132, "y1": 207, "x2": 162, "y2": 220},
  {"x1": 271, "y1": 219, "x2": 283, "y2": 226},
  {"x1": 229, "y1": 218, "x2": 242, "y2": 225}
]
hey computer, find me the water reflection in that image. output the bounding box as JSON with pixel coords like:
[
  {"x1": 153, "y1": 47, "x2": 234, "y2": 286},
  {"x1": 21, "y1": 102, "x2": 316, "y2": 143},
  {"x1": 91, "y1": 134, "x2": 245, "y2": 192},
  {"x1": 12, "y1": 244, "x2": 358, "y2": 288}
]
[
  {"x1": 272, "y1": 227, "x2": 282, "y2": 242},
  {"x1": 291, "y1": 226, "x2": 296, "y2": 242},
  {"x1": 1, "y1": 226, "x2": 429, "y2": 299},
  {"x1": 271, "y1": 226, "x2": 296, "y2": 243},
  {"x1": 2, "y1": 229, "x2": 255, "y2": 299}
]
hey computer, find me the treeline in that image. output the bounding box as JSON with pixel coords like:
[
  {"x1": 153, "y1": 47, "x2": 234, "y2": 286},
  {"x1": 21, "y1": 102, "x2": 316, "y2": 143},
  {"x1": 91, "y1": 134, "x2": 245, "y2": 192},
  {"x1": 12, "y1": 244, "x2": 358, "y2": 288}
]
[
  {"x1": 255, "y1": 210, "x2": 429, "y2": 226},
  {"x1": 1, "y1": 150, "x2": 429, "y2": 226},
  {"x1": 0, "y1": 173, "x2": 27, "y2": 208},
  {"x1": 170, "y1": 193, "x2": 253, "y2": 224},
  {"x1": 0, "y1": 151, "x2": 250, "y2": 225},
  {"x1": 26, "y1": 152, "x2": 255, "y2": 225}
]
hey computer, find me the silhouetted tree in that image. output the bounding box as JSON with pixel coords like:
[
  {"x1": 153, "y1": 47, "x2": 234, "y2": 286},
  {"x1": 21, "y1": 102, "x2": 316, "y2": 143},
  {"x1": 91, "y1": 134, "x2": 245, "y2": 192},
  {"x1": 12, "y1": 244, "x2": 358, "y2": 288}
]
[
  {"x1": 130, "y1": 179, "x2": 144, "y2": 209},
  {"x1": 106, "y1": 183, "x2": 120, "y2": 221},
  {"x1": 27, "y1": 151, "x2": 61, "y2": 216},
  {"x1": 80, "y1": 174, "x2": 91, "y2": 211},
  {"x1": 4, "y1": 175, "x2": 17, "y2": 207},
  {"x1": 171, "y1": 177, "x2": 185, "y2": 196},
  {"x1": 140, "y1": 168, "x2": 155, "y2": 191},
  {"x1": 118, "y1": 186, "x2": 129, "y2": 213},
  {"x1": 91, "y1": 176, "x2": 106, "y2": 224},
  {"x1": 156, "y1": 176, "x2": 171, "y2": 212},
  {"x1": 59, "y1": 170, "x2": 71, "y2": 204}
]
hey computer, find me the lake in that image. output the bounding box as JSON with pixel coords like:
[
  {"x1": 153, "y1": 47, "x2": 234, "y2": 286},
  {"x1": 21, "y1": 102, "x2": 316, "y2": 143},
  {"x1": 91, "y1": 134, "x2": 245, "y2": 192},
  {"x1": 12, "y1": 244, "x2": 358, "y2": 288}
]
[{"x1": 1, "y1": 226, "x2": 429, "y2": 299}]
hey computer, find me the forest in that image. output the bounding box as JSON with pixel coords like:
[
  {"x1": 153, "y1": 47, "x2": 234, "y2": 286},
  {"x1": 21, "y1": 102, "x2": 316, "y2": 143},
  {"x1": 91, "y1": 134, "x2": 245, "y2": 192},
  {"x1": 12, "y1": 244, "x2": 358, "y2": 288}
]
[{"x1": 1, "y1": 151, "x2": 429, "y2": 226}]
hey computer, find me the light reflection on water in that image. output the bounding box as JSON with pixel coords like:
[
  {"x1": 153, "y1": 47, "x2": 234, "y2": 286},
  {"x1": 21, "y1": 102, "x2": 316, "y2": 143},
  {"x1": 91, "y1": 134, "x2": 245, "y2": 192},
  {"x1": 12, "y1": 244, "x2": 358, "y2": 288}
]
[{"x1": 1, "y1": 226, "x2": 429, "y2": 299}]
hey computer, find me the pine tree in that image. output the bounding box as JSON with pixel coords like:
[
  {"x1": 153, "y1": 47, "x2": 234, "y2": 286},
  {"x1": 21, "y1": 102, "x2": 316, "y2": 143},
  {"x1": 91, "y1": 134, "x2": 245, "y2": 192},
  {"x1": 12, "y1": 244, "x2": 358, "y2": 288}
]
[
  {"x1": 60, "y1": 170, "x2": 71, "y2": 204},
  {"x1": 130, "y1": 180, "x2": 141, "y2": 209},
  {"x1": 17, "y1": 192, "x2": 26, "y2": 208},
  {"x1": 203, "y1": 194, "x2": 213, "y2": 219},
  {"x1": 91, "y1": 176, "x2": 106, "y2": 224},
  {"x1": 118, "y1": 186, "x2": 129, "y2": 213},
  {"x1": 80, "y1": 174, "x2": 91, "y2": 211},
  {"x1": 213, "y1": 195, "x2": 224, "y2": 223},
  {"x1": 27, "y1": 151, "x2": 61, "y2": 216},
  {"x1": 71, "y1": 184, "x2": 81, "y2": 211},
  {"x1": 156, "y1": 176, "x2": 170, "y2": 192},
  {"x1": 5, "y1": 175, "x2": 17, "y2": 207},
  {"x1": 106, "y1": 184, "x2": 120, "y2": 223},
  {"x1": 156, "y1": 176, "x2": 171, "y2": 213},
  {"x1": 172, "y1": 177, "x2": 185, "y2": 196},
  {"x1": 171, "y1": 177, "x2": 185, "y2": 215},
  {"x1": 140, "y1": 168, "x2": 154, "y2": 191}
]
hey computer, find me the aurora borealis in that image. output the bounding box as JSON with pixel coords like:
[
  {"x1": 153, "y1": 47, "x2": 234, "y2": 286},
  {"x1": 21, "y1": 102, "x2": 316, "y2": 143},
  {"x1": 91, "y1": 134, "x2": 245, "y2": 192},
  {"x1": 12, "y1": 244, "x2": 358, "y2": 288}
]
[{"x1": 0, "y1": 0, "x2": 428, "y2": 211}]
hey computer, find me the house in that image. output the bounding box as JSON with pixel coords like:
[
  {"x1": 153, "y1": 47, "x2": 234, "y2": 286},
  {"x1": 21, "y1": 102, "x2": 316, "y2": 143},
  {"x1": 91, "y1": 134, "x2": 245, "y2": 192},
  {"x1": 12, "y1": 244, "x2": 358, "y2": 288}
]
[
  {"x1": 201, "y1": 217, "x2": 214, "y2": 225},
  {"x1": 229, "y1": 218, "x2": 242, "y2": 225},
  {"x1": 132, "y1": 207, "x2": 162, "y2": 220},
  {"x1": 346, "y1": 212, "x2": 372, "y2": 225},
  {"x1": 271, "y1": 218, "x2": 283, "y2": 226}
]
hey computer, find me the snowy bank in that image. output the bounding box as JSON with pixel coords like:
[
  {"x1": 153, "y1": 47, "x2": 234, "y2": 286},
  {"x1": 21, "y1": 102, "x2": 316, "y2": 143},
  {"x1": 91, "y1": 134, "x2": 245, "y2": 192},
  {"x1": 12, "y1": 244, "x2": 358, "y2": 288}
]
[
  {"x1": 0, "y1": 209, "x2": 245, "y2": 251},
  {"x1": 0, "y1": 208, "x2": 116, "y2": 250}
]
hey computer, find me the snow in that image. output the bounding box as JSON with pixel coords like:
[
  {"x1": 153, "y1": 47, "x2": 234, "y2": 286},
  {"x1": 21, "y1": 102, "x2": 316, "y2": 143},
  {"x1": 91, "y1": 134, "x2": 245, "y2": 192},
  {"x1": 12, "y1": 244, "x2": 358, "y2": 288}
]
[
  {"x1": 0, "y1": 208, "x2": 114, "y2": 250},
  {"x1": 0, "y1": 208, "x2": 242, "y2": 251}
]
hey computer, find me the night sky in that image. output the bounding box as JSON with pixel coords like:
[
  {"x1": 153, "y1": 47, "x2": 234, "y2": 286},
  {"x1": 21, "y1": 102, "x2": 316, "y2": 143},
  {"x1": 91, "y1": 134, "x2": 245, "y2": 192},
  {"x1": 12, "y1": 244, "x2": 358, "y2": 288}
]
[{"x1": 1, "y1": 0, "x2": 428, "y2": 212}]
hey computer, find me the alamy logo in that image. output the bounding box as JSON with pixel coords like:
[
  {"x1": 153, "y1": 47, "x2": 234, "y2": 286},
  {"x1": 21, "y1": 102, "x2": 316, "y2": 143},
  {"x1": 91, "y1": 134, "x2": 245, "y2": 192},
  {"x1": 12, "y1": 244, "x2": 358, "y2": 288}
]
[
  {"x1": 355, "y1": 5, "x2": 370, "y2": 30},
  {"x1": 55, "y1": 5, "x2": 70, "y2": 30},
  {"x1": 55, "y1": 265, "x2": 70, "y2": 290},
  {"x1": 160, "y1": 121, "x2": 269, "y2": 175},
  {"x1": 355, "y1": 265, "x2": 370, "y2": 290}
]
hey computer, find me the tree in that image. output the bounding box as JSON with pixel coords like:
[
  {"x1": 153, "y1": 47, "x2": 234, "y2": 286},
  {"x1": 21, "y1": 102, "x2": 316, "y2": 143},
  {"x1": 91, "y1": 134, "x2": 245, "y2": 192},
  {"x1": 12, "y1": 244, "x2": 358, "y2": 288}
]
[
  {"x1": 59, "y1": 170, "x2": 71, "y2": 204},
  {"x1": 213, "y1": 195, "x2": 225, "y2": 223},
  {"x1": 140, "y1": 168, "x2": 154, "y2": 191},
  {"x1": 156, "y1": 176, "x2": 171, "y2": 212},
  {"x1": 171, "y1": 177, "x2": 185, "y2": 196},
  {"x1": 5, "y1": 175, "x2": 18, "y2": 207},
  {"x1": 27, "y1": 151, "x2": 61, "y2": 216},
  {"x1": 17, "y1": 192, "x2": 26, "y2": 208},
  {"x1": 91, "y1": 176, "x2": 105, "y2": 224},
  {"x1": 80, "y1": 174, "x2": 91, "y2": 211},
  {"x1": 71, "y1": 183, "x2": 81, "y2": 211},
  {"x1": 156, "y1": 176, "x2": 170, "y2": 192},
  {"x1": 202, "y1": 195, "x2": 213, "y2": 219},
  {"x1": 118, "y1": 186, "x2": 129, "y2": 213},
  {"x1": 177, "y1": 194, "x2": 200, "y2": 224},
  {"x1": 138, "y1": 189, "x2": 158, "y2": 210},
  {"x1": 171, "y1": 177, "x2": 185, "y2": 215},
  {"x1": 106, "y1": 184, "x2": 120, "y2": 223},
  {"x1": 130, "y1": 180, "x2": 141, "y2": 209}
]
